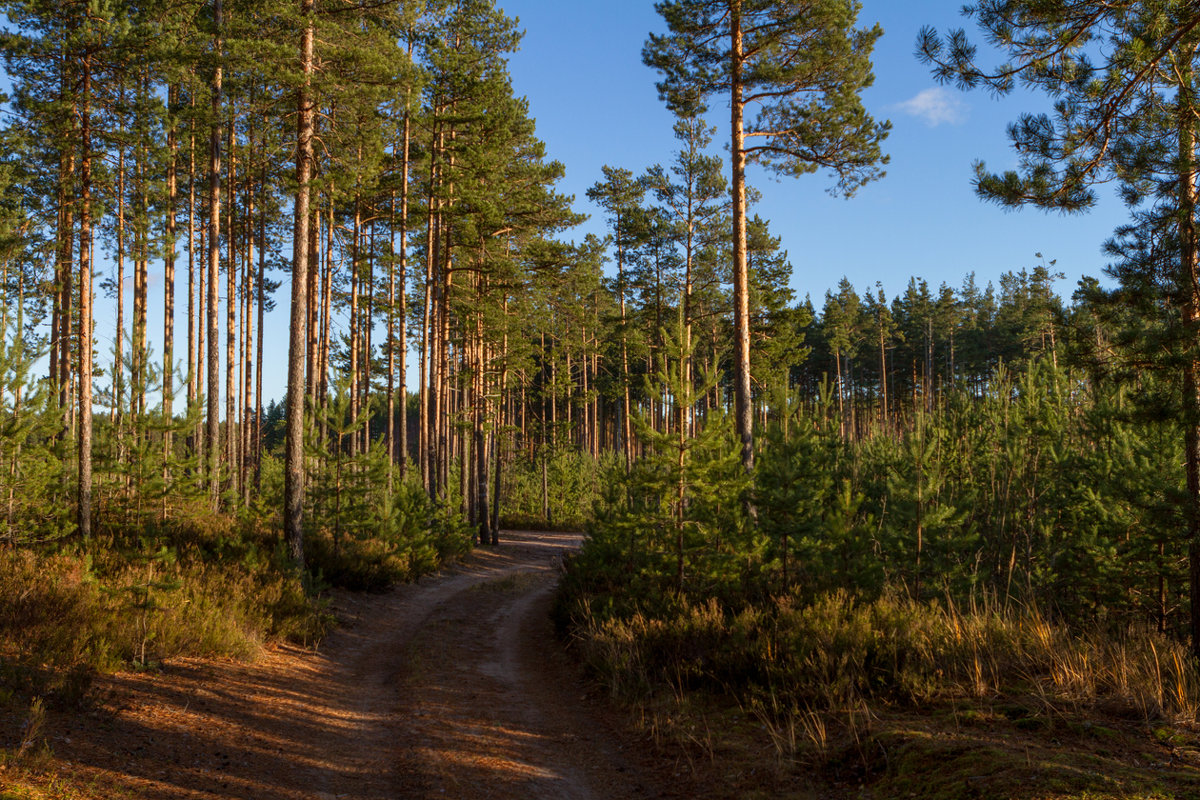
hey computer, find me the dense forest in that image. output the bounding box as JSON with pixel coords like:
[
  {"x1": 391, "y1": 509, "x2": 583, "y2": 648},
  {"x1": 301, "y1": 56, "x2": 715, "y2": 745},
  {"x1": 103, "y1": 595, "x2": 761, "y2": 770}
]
[{"x1": 5, "y1": 0, "x2": 1200, "y2": 795}]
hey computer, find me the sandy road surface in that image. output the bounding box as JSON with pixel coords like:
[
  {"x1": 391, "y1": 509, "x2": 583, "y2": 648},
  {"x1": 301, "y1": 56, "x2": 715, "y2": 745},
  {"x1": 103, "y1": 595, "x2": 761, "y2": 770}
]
[{"x1": 22, "y1": 531, "x2": 678, "y2": 799}]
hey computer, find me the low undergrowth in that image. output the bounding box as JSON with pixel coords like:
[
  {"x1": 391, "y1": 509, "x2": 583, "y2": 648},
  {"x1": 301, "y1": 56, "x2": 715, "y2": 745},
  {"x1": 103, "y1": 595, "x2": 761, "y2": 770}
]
[
  {"x1": 0, "y1": 522, "x2": 324, "y2": 705},
  {"x1": 0, "y1": 477, "x2": 473, "y2": 708},
  {"x1": 559, "y1": 571, "x2": 1200, "y2": 797},
  {"x1": 304, "y1": 494, "x2": 472, "y2": 591},
  {"x1": 569, "y1": 589, "x2": 1200, "y2": 722}
]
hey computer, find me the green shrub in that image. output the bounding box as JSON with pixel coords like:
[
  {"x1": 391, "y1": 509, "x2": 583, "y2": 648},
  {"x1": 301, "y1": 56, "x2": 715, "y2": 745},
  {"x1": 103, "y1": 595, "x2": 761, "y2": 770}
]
[
  {"x1": 500, "y1": 450, "x2": 615, "y2": 529},
  {"x1": 304, "y1": 476, "x2": 471, "y2": 590}
]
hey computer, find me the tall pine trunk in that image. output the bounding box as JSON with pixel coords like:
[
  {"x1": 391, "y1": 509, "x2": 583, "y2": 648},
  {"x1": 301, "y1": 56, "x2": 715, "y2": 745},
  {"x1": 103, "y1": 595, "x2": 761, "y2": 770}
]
[
  {"x1": 1177, "y1": 46, "x2": 1200, "y2": 658},
  {"x1": 77, "y1": 51, "x2": 93, "y2": 539},
  {"x1": 56, "y1": 86, "x2": 74, "y2": 438},
  {"x1": 254, "y1": 157, "x2": 267, "y2": 489},
  {"x1": 206, "y1": 0, "x2": 223, "y2": 505},
  {"x1": 242, "y1": 148, "x2": 255, "y2": 504},
  {"x1": 349, "y1": 194, "x2": 361, "y2": 456},
  {"x1": 397, "y1": 68, "x2": 412, "y2": 478},
  {"x1": 133, "y1": 109, "x2": 147, "y2": 422},
  {"x1": 225, "y1": 114, "x2": 238, "y2": 496},
  {"x1": 729, "y1": 0, "x2": 753, "y2": 473},
  {"x1": 617, "y1": 219, "x2": 631, "y2": 471},
  {"x1": 419, "y1": 124, "x2": 439, "y2": 493},
  {"x1": 164, "y1": 83, "x2": 178, "y2": 462},
  {"x1": 284, "y1": 0, "x2": 315, "y2": 569},
  {"x1": 114, "y1": 114, "x2": 126, "y2": 429},
  {"x1": 187, "y1": 84, "x2": 199, "y2": 455},
  {"x1": 387, "y1": 191, "x2": 397, "y2": 489}
]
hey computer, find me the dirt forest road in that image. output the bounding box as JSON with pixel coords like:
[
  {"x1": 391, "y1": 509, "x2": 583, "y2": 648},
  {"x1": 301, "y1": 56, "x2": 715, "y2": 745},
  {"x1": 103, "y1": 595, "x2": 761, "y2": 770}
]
[{"x1": 35, "y1": 530, "x2": 686, "y2": 800}]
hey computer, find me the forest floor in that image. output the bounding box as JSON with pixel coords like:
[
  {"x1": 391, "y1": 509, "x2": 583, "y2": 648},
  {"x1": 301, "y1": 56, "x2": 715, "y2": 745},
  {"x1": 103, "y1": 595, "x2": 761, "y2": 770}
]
[
  {"x1": 4, "y1": 529, "x2": 1200, "y2": 799},
  {"x1": 0, "y1": 530, "x2": 692, "y2": 799}
]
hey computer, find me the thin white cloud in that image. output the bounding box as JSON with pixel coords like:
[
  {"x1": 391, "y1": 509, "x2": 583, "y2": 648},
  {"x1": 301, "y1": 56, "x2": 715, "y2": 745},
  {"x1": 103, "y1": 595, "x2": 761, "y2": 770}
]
[{"x1": 893, "y1": 87, "x2": 967, "y2": 127}]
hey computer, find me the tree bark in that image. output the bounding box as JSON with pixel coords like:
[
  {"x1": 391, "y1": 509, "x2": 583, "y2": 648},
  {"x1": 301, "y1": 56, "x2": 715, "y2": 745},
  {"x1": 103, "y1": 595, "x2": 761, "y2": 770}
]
[
  {"x1": 57, "y1": 94, "x2": 74, "y2": 436},
  {"x1": 207, "y1": 0, "x2": 223, "y2": 505},
  {"x1": 617, "y1": 216, "x2": 631, "y2": 471},
  {"x1": 364, "y1": 224, "x2": 375, "y2": 456},
  {"x1": 387, "y1": 188, "x2": 397, "y2": 491},
  {"x1": 254, "y1": 156, "x2": 267, "y2": 489},
  {"x1": 114, "y1": 112, "x2": 126, "y2": 428},
  {"x1": 729, "y1": 0, "x2": 753, "y2": 473},
  {"x1": 242, "y1": 144, "x2": 255, "y2": 505},
  {"x1": 491, "y1": 304, "x2": 508, "y2": 540},
  {"x1": 318, "y1": 205, "x2": 331, "y2": 428},
  {"x1": 226, "y1": 113, "x2": 238, "y2": 496},
  {"x1": 284, "y1": 0, "x2": 315, "y2": 570},
  {"x1": 398, "y1": 87, "x2": 411, "y2": 478},
  {"x1": 349, "y1": 193, "x2": 361, "y2": 456},
  {"x1": 187, "y1": 84, "x2": 199, "y2": 457},
  {"x1": 1176, "y1": 46, "x2": 1200, "y2": 658},
  {"x1": 420, "y1": 124, "x2": 439, "y2": 493},
  {"x1": 164, "y1": 82, "x2": 178, "y2": 458},
  {"x1": 134, "y1": 106, "x2": 147, "y2": 421},
  {"x1": 77, "y1": 51, "x2": 93, "y2": 539}
]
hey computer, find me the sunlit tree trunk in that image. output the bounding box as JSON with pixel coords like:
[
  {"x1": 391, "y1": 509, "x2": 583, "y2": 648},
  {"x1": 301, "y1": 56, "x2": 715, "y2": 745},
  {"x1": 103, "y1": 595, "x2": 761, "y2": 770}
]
[
  {"x1": 284, "y1": 0, "x2": 315, "y2": 569},
  {"x1": 114, "y1": 110, "x2": 126, "y2": 429},
  {"x1": 318, "y1": 205, "x2": 331, "y2": 430},
  {"x1": 254, "y1": 156, "x2": 267, "y2": 489},
  {"x1": 387, "y1": 203, "x2": 396, "y2": 490},
  {"x1": 164, "y1": 82, "x2": 178, "y2": 462},
  {"x1": 419, "y1": 124, "x2": 439, "y2": 493},
  {"x1": 241, "y1": 148, "x2": 255, "y2": 505},
  {"x1": 349, "y1": 192, "x2": 361, "y2": 456},
  {"x1": 187, "y1": 84, "x2": 200, "y2": 462},
  {"x1": 729, "y1": 0, "x2": 753, "y2": 473},
  {"x1": 397, "y1": 74, "x2": 411, "y2": 479},
  {"x1": 226, "y1": 113, "x2": 238, "y2": 497},
  {"x1": 363, "y1": 224, "x2": 374, "y2": 457},
  {"x1": 133, "y1": 103, "x2": 147, "y2": 422},
  {"x1": 207, "y1": 0, "x2": 223, "y2": 505},
  {"x1": 77, "y1": 51, "x2": 94, "y2": 539}
]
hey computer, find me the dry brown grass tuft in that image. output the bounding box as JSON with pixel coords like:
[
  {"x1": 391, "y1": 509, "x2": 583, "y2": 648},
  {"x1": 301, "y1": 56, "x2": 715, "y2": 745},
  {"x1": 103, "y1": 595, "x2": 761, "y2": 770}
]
[
  {"x1": 575, "y1": 588, "x2": 1200, "y2": 731},
  {"x1": 567, "y1": 588, "x2": 1200, "y2": 799},
  {"x1": 0, "y1": 540, "x2": 329, "y2": 705}
]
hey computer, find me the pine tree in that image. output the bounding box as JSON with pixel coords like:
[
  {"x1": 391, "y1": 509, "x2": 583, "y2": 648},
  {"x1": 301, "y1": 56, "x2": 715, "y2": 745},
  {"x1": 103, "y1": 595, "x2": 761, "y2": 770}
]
[
  {"x1": 588, "y1": 167, "x2": 646, "y2": 469},
  {"x1": 645, "y1": 0, "x2": 890, "y2": 471},
  {"x1": 864, "y1": 284, "x2": 898, "y2": 429},
  {"x1": 822, "y1": 278, "x2": 861, "y2": 436},
  {"x1": 755, "y1": 392, "x2": 836, "y2": 591},
  {"x1": 745, "y1": 215, "x2": 807, "y2": 410},
  {"x1": 643, "y1": 113, "x2": 728, "y2": 432}
]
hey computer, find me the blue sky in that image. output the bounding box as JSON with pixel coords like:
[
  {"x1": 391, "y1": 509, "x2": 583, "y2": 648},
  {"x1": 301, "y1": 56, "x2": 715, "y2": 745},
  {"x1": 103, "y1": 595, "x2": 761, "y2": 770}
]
[{"x1": 502, "y1": 0, "x2": 1131, "y2": 307}]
